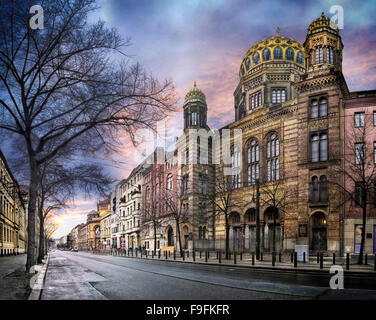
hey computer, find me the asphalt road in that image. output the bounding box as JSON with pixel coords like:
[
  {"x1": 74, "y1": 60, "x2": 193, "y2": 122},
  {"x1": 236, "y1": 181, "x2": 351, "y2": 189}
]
[{"x1": 41, "y1": 250, "x2": 376, "y2": 300}]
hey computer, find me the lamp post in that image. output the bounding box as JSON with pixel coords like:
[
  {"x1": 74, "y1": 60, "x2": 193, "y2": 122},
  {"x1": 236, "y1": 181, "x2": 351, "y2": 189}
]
[
  {"x1": 252, "y1": 179, "x2": 261, "y2": 260},
  {"x1": 255, "y1": 179, "x2": 260, "y2": 260}
]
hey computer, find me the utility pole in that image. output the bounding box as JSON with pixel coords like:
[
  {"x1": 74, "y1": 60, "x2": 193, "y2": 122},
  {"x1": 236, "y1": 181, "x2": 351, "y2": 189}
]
[{"x1": 255, "y1": 179, "x2": 260, "y2": 260}]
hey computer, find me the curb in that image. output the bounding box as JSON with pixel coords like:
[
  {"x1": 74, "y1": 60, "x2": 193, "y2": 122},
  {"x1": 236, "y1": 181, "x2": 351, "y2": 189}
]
[
  {"x1": 28, "y1": 254, "x2": 49, "y2": 300},
  {"x1": 101, "y1": 252, "x2": 376, "y2": 277}
]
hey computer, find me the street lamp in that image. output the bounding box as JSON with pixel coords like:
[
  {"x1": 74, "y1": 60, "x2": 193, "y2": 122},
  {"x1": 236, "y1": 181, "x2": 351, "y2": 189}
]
[{"x1": 252, "y1": 178, "x2": 261, "y2": 260}]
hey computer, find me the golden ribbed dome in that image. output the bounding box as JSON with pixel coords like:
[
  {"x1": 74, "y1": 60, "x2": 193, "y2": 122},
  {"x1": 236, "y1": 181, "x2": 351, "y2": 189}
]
[
  {"x1": 184, "y1": 81, "x2": 206, "y2": 104},
  {"x1": 308, "y1": 12, "x2": 339, "y2": 36},
  {"x1": 239, "y1": 28, "x2": 305, "y2": 77}
]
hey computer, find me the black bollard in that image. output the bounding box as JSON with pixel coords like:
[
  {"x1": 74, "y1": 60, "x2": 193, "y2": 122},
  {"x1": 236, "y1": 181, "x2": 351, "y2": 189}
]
[
  {"x1": 234, "y1": 252, "x2": 237, "y2": 265},
  {"x1": 374, "y1": 255, "x2": 376, "y2": 271},
  {"x1": 205, "y1": 251, "x2": 208, "y2": 263},
  {"x1": 200, "y1": 251, "x2": 202, "y2": 259},
  {"x1": 182, "y1": 250, "x2": 185, "y2": 261},
  {"x1": 272, "y1": 252, "x2": 275, "y2": 266},
  {"x1": 193, "y1": 251, "x2": 195, "y2": 262},
  {"x1": 303, "y1": 252, "x2": 306, "y2": 263},
  {"x1": 317, "y1": 252, "x2": 320, "y2": 263},
  {"x1": 365, "y1": 254, "x2": 368, "y2": 265},
  {"x1": 240, "y1": 252, "x2": 243, "y2": 261},
  {"x1": 219, "y1": 251, "x2": 222, "y2": 264},
  {"x1": 260, "y1": 252, "x2": 263, "y2": 261},
  {"x1": 187, "y1": 251, "x2": 189, "y2": 258},
  {"x1": 158, "y1": 250, "x2": 161, "y2": 259},
  {"x1": 332, "y1": 253, "x2": 335, "y2": 265},
  {"x1": 320, "y1": 253, "x2": 323, "y2": 269},
  {"x1": 216, "y1": 251, "x2": 219, "y2": 259},
  {"x1": 252, "y1": 253, "x2": 255, "y2": 265},
  {"x1": 165, "y1": 251, "x2": 167, "y2": 260},
  {"x1": 294, "y1": 252, "x2": 297, "y2": 268},
  {"x1": 208, "y1": 251, "x2": 210, "y2": 259},
  {"x1": 346, "y1": 253, "x2": 350, "y2": 270},
  {"x1": 279, "y1": 252, "x2": 282, "y2": 263},
  {"x1": 169, "y1": 251, "x2": 171, "y2": 258},
  {"x1": 291, "y1": 252, "x2": 293, "y2": 263},
  {"x1": 173, "y1": 250, "x2": 176, "y2": 260}
]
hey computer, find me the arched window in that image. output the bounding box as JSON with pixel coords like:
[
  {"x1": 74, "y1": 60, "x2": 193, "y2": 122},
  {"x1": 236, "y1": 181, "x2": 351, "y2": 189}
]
[
  {"x1": 253, "y1": 52, "x2": 260, "y2": 65},
  {"x1": 313, "y1": 212, "x2": 327, "y2": 227},
  {"x1": 245, "y1": 58, "x2": 251, "y2": 70},
  {"x1": 231, "y1": 146, "x2": 241, "y2": 188},
  {"x1": 247, "y1": 139, "x2": 259, "y2": 186},
  {"x1": 319, "y1": 98, "x2": 327, "y2": 117},
  {"x1": 311, "y1": 133, "x2": 328, "y2": 162},
  {"x1": 274, "y1": 47, "x2": 283, "y2": 59},
  {"x1": 245, "y1": 208, "x2": 256, "y2": 223},
  {"x1": 266, "y1": 133, "x2": 280, "y2": 182},
  {"x1": 241, "y1": 64, "x2": 245, "y2": 76},
  {"x1": 315, "y1": 46, "x2": 324, "y2": 63},
  {"x1": 230, "y1": 212, "x2": 241, "y2": 224},
  {"x1": 297, "y1": 51, "x2": 304, "y2": 64},
  {"x1": 286, "y1": 48, "x2": 294, "y2": 61},
  {"x1": 327, "y1": 47, "x2": 334, "y2": 64},
  {"x1": 311, "y1": 99, "x2": 318, "y2": 118},
  {"x1": 319, "y1": 175, "x2": 328, "y2": 201},
  {"x1": 167, "y1": 227, "x2": 174, "y2": 246},
  {"x1": 262, "y1": 48, "x2": 271, "y2": 61},
  {"x1": 166, "y1": 174, "x2": 173, "y2": 190},
  {"x1": 266, "y1": 207, "x2": 279, "y2": 222},
  {"x1": 146, "y1": 186, "x2": 150, "y2": 200},
  {"x1": 310, "y1": 176, "x2": 319, "y2": 202},
  {"x1": 191, "y1": 112, "x2": 197, "y2": 125}
]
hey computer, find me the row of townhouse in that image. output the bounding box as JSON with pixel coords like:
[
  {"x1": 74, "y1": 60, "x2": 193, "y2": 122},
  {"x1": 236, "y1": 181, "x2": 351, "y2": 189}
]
[{"x1": 0, "y1": 149, "x2": 29, "y2": 256}]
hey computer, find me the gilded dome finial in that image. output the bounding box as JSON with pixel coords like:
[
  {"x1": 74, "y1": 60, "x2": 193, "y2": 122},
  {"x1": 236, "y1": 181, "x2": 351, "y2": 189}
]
[
  {"x1": 193, "y1": 81, "x2": 197, "y2": 88},
  {"x1": 276, "y1": 27, "x2": 280, "y2": 35}
]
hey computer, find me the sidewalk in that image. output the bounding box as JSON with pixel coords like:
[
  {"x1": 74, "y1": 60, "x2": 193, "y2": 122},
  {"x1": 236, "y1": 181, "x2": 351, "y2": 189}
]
[
  {"x1": 103, "y1": 250, "x2": 376, "y2": 274},
  {"x1": 0, "y1": 254, "x2": 31, "y2": 300}
]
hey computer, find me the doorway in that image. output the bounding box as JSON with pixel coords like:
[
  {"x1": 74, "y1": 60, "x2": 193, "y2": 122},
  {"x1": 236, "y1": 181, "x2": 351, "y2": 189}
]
[{"x1": 311, "y1": 211, "x2": 327, "y2": 251}]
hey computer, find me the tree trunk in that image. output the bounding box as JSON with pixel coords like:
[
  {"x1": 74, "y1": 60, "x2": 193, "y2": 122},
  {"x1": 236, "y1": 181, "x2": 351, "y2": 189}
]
[
  {"x1": 225, "y1": 216, "x2": 230, "y2": 259},
  {"x1": 26, "y1": 158, "x2": 39, "y2": 273},
  {"x1": 37, "y1": 196, "x2": 45, "y2": 264},
  {"x1": 38, "y1": 216, "x2": 45, "y2": 264},
  {"x1": 358, "y1": 204, "x2": 367, "y2": 264},
  {"x1": 273, "y1": 210, "x2": 276, "y2": 253},
  {"x1": 153, "y1": 223, "x2": 157, "y2": 255},
  {"x1": 176, "y1": 220, "x2": 183, "y2": 257}
]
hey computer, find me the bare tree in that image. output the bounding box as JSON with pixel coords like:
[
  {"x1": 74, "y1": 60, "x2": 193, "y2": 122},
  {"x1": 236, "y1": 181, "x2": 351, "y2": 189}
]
[
  {"x1": 260, "y1": 177, "x2": 297, "y2": 253},
  {"x1": 328, "y1": 115, "x2": 376, "y2": 264},
  {"x1": 142, "y1": 172, "x2": 167, "y2": 255},
  {"x1": 0, "y1": 0, "x2": 176, "y2": 271},
  {"x1": 205, "y1": 167, "x2": 244, "y2": 259},
  {"x1": 162, "y1": 175, "x2": 189, "y2": 256},
  {"x1": 36, "y1": 159, "x2": 113, "y2": 262}
]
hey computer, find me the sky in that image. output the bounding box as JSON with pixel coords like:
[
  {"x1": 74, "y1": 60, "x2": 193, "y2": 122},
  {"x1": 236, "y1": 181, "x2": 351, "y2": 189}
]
[{"x1": 14, "y1": 0, "x2": 376, "y2": 238}]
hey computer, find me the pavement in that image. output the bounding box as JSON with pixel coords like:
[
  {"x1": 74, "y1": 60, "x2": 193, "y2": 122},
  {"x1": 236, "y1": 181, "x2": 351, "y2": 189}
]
[
  {"x1": 41, "y1": 250, "x2": 376, "y2": 300},
  {"x1": 0, "y1": 254, "x2": 31, "y2": 300}
]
